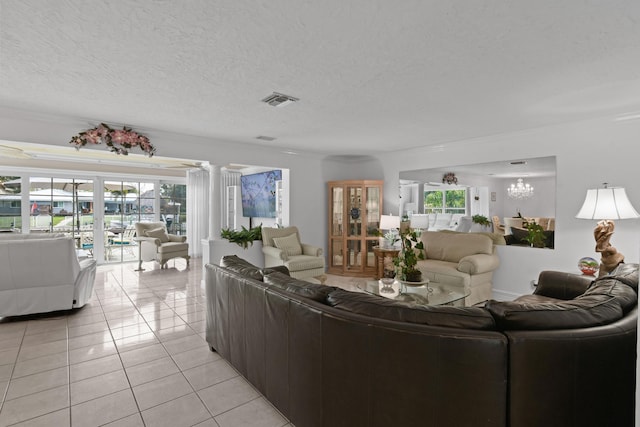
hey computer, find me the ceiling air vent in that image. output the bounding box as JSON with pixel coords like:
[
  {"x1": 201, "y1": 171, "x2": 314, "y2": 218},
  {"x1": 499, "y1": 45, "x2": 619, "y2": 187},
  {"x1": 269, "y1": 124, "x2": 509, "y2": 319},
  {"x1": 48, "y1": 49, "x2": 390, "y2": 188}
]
[
  {"x1": 261, "y1": 92, "x2": 299, "y2": 107},
  {"x1": 256, "y1": 135, "x2": 276, "y2": 141}
]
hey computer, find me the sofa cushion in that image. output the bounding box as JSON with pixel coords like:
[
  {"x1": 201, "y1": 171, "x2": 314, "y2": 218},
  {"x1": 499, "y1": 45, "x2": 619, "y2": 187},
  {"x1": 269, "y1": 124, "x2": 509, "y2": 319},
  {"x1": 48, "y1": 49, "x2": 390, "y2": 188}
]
[
  {"x1": 485, "y1": 295, "x2": 623, "y2": 330},
  {"x1": 285, "y1": 255, "x2": 325, "y2": 271},
  {"x1": 272, "y1": 233, "x2": 302, "y2": 256},
  {"x1": 220, "y1": 255, "x2": 265, "y2": 281},
  {"x1": 604, "y1": 263, "x2": 639, "y2": 291},
  {"x1": 432, "y1": 213, "x2": 453, "y2": 230},
  {"x1": 421, "y1": 231, "x2": 493, "y2": 262},
  {"x1": 156, "y1": 242, "x2": 189, "y2": 254},
  {"x1": 583, "y1": 278, "x2": 638, "y2": 314},
  {"x1": 438, "y1": 229, "x2": 506, "y2": 246},
  {"x1": 326, "y1": 289, "x2": 496, "y2": 330},
  {"x1": 145, "y1": 227, "x2": 169, "y2": 243},
  {"x1": 263, "y1": 271, "x2": 335, "y2": 302}
]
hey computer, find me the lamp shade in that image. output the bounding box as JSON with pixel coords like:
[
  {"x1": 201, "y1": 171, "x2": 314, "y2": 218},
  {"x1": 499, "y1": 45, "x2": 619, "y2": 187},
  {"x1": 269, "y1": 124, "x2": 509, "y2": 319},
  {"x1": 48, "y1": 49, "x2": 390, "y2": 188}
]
[
  {"x1": 379, "y1": 214, "x2": 401, "y2": 230},
  {"x1": 575, "y1": 187, "x2": 640, "y2": 220}
]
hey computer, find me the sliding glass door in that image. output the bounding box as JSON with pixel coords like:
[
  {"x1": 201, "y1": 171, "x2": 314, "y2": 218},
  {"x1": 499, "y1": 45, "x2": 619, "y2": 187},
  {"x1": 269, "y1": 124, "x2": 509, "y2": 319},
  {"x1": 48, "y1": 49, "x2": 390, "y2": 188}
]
[{"x1": 104, "y1": 181, "x2": 155, "y2": 262}]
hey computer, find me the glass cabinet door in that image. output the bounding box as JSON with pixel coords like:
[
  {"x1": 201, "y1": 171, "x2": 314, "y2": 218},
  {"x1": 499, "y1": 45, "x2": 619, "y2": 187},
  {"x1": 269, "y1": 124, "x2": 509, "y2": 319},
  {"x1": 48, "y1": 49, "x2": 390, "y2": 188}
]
[
  {"x1": 332, "y1": 187, "x2": 343, "y2": 237},
  {"x1": 328, "y1": 180, "x2": 382, "y2": 276},
  {"x1": 365, "y1": 186, "x2": 380, "y2": 237},
  {"x1": 347, "y1": 186, "x2": 362, "y2": 237}
]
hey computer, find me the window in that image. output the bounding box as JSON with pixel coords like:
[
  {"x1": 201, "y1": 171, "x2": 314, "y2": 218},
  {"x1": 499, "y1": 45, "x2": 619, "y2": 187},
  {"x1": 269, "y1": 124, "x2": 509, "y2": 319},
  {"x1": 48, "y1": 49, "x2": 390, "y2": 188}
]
[
  {"x1": 424, "y1": 188, "x2": 466, "y2": 214},
  {"x1": 0, "y1": 176, "x2": 21, "y2": 231},
  {"x1": 160, "y1": 182, "x2": 186, "y2": 235}
]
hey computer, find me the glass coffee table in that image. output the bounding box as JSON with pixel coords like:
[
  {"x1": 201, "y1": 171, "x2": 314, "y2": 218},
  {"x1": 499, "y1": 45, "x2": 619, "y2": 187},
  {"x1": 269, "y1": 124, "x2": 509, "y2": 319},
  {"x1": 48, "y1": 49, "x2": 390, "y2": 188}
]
[{"x1": 357, "y1": 279, "x2": 470, "y2": 306}]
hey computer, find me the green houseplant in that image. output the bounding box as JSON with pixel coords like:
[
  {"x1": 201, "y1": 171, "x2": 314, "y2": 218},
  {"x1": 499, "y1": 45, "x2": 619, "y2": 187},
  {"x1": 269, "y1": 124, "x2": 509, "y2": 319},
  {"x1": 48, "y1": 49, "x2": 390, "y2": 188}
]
[
  {"x1": 523, "y1": 222, "x2": 546, "y2": 248},
  {"x1": 471, "y1": 214, "x2": 491, "y2": 227},
  {"x1": 220, "y1": 225, "x2": 263, "y2": 248},
  {"x1": 393, "y1": 229, "x2": 425, "y2": 282}
]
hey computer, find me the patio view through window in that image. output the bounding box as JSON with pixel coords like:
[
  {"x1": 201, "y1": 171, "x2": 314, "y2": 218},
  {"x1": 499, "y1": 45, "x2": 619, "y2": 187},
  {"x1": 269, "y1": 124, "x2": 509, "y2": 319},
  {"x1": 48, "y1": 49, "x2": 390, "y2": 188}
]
[
  {"x1": 0, "y1": 175, "x2": 186, "y2": 263},
  {"x1": 424, "y1": 188, "x2": 466, "y2": 214}
]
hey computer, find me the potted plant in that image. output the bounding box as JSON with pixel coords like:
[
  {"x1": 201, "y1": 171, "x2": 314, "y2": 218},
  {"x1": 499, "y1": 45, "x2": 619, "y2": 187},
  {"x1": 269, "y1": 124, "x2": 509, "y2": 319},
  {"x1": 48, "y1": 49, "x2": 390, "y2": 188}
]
[
  {"x1": 524, "y1": 222, "x2": 546, "y2": 248},
  {"x1": 220, "y1": 225, "x2": 263, "y2": 248},
  {"x1": 393, "y1": 229, "x2": 425, "y2": 282},
  {"x1": 471, "y1": 214, "x2": 491, "y2": 227}
]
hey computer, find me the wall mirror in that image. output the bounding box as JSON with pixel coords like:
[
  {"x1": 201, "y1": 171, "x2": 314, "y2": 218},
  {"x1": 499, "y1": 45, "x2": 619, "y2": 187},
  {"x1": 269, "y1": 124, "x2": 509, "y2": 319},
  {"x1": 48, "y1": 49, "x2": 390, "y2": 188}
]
[{"x1": 399, "y1": 156, "x2": 556, "y2": 250}]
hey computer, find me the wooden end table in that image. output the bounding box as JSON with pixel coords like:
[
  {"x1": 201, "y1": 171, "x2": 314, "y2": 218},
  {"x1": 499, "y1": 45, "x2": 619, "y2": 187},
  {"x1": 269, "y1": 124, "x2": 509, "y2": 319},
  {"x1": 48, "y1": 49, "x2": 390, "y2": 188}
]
[{"x1": 372, "y1": 246, "x2": 400, "y2": 279}]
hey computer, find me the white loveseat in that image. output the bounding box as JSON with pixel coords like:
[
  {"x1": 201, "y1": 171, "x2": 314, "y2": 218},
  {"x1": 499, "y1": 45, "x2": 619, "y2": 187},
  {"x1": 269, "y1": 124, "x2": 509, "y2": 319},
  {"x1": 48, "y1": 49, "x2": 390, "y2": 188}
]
[
  {"x1": 0, "y1": 234, "x2": 97, "y2": 317},
  {"x1": 416, "y1": 231, "x2": 501, "y2": 306}
]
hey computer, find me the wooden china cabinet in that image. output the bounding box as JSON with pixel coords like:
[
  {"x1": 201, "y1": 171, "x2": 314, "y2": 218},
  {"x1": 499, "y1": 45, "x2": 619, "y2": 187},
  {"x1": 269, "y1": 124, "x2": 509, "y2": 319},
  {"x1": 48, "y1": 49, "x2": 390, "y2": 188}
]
[{"x1": 328, "y1": 180, "x2": 383, "y2": 277}]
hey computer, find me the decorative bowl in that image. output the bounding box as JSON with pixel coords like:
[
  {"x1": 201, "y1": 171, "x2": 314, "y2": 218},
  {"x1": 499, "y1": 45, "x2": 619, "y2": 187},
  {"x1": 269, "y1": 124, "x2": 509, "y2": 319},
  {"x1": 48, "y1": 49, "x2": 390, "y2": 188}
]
[{"x1": 578, "y1": 257, "x2": 598, "y2": 276}]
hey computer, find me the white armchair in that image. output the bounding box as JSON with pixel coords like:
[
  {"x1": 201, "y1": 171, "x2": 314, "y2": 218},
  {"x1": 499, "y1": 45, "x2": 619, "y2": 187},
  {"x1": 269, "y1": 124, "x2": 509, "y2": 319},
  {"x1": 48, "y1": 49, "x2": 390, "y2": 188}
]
[
  {"x1": 134, "y1": 222, "x2": 189, "y2": 270},
  {"x1": 261, "y1": 226, "x2": 325, "y2": 280}
]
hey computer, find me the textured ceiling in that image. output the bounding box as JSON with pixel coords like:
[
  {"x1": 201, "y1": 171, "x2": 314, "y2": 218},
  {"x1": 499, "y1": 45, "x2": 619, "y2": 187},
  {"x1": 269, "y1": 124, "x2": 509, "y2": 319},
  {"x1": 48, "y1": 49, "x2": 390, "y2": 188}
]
[{"x1": 1, "y1": 0, "x2": 640, "y2": 156}]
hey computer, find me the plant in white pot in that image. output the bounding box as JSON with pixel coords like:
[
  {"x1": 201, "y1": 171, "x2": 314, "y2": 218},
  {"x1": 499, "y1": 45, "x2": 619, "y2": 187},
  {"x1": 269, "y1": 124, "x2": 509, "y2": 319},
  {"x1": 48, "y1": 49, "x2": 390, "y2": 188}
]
[{"x1": 471, "y1": 215, "x2": 492, "y2": 232}]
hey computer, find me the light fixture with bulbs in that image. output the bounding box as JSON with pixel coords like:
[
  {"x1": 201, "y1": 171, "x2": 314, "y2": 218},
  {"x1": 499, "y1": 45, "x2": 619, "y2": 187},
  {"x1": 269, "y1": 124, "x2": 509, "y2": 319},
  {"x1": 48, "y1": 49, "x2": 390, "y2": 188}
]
[{"x1": 507, "y1": 178, "x2": 534, "y2": 199}]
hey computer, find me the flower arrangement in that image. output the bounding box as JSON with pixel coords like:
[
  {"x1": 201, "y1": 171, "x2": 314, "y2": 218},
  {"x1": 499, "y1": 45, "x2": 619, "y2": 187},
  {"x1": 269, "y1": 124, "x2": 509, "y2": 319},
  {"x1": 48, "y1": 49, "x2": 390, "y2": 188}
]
[
  {"x1": 69, "y1": 123, "x2": 155, "y2": 157},
  {"x1": 383, "y1": 230, "x2": 398, "y2": 247},
  {"x1": 393, "y1": 229, "x2": 425, "y2": 282}
]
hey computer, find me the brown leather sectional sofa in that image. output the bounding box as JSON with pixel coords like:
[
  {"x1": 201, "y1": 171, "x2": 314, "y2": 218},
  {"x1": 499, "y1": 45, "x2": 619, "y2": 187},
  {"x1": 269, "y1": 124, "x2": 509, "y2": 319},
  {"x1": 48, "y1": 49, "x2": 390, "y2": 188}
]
[{"x1": 205, "y1": 256, "x2": 637, "y2": 427}]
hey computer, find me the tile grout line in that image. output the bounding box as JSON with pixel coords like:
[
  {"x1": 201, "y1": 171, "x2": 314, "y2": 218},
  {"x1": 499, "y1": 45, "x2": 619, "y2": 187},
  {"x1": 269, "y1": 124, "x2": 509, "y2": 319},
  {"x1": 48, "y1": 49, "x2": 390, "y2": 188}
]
[
  {"x1": 97, "y1": 268, "x2": 148, "y2": 426},
  {"x1": 0, "y1": 323, "x2": 27, "y2": 416}
]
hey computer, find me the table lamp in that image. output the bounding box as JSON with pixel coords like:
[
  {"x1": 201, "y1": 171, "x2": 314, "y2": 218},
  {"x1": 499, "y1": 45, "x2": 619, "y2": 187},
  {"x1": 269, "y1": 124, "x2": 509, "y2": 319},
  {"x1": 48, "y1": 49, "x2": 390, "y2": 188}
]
[
  {"x1": 379, "y1": 214, "x2": 401, "y2": 231},
  {"x1": 575, "y1": 183, "x2": 639, "y2": 276},
  {"x1": 379, "y1": 214, "x2": 401, "y2": 248}
]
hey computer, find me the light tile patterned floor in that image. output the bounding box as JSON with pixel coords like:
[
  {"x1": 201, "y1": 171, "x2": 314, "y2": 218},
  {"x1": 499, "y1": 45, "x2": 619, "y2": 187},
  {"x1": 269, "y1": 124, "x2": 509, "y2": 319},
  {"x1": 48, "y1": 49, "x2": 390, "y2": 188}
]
[{"x1": 0, "y1": 258, "x2": 293, "y2": 427}]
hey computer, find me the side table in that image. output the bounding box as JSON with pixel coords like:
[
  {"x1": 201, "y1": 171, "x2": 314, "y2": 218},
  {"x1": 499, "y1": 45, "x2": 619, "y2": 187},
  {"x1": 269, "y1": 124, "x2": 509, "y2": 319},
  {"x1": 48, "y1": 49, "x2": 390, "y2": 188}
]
[{"x1": 372, "y1": 246, "x2": 400, "y2": 279}]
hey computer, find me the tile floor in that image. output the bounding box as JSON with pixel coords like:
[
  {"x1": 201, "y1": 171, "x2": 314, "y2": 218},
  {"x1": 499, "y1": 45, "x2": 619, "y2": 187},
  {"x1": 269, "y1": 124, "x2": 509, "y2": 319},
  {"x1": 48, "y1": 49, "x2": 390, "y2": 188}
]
[{"x1": 0, "y1": 258, "x2": 293, "y2": 427}]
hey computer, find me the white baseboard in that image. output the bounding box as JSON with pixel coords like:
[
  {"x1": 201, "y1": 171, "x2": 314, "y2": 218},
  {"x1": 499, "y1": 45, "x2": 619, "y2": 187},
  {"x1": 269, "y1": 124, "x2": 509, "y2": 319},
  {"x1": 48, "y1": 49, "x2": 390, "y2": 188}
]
[{"x1": 491, "y1": 289, "x2": 522, "y2": 301}]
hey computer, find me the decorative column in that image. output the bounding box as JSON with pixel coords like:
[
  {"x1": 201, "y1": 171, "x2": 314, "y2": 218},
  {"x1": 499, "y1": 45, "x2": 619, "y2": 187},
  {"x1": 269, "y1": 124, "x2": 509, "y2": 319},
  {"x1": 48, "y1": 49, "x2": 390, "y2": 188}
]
[{"x1": 209, "y1": 164, "x2": 221, "y2": 240}]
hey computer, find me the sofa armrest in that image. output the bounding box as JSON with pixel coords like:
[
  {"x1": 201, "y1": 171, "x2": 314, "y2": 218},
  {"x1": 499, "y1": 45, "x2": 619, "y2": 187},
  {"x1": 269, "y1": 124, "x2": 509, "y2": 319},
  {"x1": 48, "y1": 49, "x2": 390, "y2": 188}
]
[
  {"x1": 301, "y1": 243, "x2": 323, "y2": 257},
  {"x1": 262, "y1": 245, "x2": 288, "y2": 261},
  {"x1": 168, "y1": 234, "x2": 186, "y2": 243},
  {"x1": 534, "y1": 271, "x2": 593, "y2": 300},
  {"x1": 74, "y1": 258, "x2": 97, "y2": 308},
  {"x1": 135, "y1": 236, "x2": 161, "y2": 246},
  {"x1": 457, "y1": 254, "x2": 500, "y2": 275}
]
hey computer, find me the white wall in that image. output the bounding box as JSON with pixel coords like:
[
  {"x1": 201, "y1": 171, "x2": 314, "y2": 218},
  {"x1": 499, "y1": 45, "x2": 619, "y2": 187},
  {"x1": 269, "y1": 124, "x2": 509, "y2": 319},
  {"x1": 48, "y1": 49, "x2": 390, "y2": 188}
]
[
  {"x1": 500, "y1": 176, "x2": 556, "y2": 219},
  {"x1": 379, "y1": 116, "x2": 640, "y2": 300},
  {"x1": 1, "y1": 111, "x2": 638, "y2": 300}
]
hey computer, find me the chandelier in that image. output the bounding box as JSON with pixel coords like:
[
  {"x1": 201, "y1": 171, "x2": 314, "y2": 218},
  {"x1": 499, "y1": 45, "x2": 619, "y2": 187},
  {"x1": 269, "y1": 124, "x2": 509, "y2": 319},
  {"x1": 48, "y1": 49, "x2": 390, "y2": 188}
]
[{"x1": 507, "y1": 178, "x2": 534, "y2": 199}]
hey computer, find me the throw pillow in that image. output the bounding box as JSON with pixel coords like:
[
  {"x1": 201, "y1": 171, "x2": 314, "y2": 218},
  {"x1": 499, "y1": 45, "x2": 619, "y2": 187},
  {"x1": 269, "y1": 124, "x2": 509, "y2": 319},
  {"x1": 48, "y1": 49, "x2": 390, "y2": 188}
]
[
  {"x1": 272, "y1": 233, "x2": 302, "y2": 256},
  {"x1": 145, "y1": 227, "x2": 169, "y2": 243}
]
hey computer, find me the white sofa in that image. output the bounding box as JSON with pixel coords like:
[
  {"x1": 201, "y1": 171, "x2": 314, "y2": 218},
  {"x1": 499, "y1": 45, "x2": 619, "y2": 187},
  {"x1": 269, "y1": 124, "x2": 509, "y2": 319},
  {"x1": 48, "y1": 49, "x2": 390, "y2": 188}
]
[
  {"x1": 416, "y1": 231, "x2": 501, "y2": 306},
  {"x1": 0, "y1": 234, "x2": 97, "y2": 317},
  {"x1": 413, "y1": 213, "x2": 466, "y2": 231}
]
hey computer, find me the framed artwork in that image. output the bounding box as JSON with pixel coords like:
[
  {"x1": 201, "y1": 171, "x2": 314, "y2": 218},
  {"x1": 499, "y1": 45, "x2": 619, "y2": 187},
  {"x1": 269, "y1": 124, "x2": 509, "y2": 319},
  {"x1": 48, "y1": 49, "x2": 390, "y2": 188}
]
[{"x1": 491, "y1": 192, "x2": 496, "y2": 201}]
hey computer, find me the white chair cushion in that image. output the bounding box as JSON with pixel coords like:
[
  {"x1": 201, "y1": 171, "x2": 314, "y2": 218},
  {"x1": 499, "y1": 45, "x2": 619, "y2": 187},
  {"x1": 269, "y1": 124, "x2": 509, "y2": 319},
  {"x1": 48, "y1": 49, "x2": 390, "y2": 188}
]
[
  {"x1": 273, "y1": 233, "x2": 302, "y2": 256},
  {"x1": 145, "y1": 227, "x2": 169, "y2": 243}
]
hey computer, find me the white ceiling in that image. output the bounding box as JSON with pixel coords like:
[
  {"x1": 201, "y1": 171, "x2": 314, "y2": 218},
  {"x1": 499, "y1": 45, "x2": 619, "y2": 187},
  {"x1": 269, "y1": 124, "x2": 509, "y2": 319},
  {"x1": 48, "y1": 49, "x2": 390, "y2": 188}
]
[{"x1": 1, "y1": 1, "x2": 640, "y2": 156}]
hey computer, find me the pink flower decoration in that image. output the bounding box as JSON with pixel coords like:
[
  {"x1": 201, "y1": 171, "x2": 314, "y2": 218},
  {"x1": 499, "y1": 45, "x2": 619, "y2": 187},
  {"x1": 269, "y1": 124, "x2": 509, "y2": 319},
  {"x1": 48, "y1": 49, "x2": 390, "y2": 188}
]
[{"x1": 69, "y1": 123, "x2": 155, "y2": 157}]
